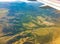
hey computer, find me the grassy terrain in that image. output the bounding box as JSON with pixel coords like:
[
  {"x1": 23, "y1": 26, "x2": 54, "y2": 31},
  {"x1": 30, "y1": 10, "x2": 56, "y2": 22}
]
[
  {"x1": 0, "y1": 8, "x2": 60, "y2": 44},
  {"x1": 0, "y1": 27, "x2": 60, "y2": 44},
  {"x1": 0, "y1": 14, "x2": 60, "y2": 44}
]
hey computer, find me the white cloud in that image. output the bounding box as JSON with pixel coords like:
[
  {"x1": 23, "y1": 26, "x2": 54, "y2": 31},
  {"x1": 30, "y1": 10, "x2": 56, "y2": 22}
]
[
  {"x1": 0, "y1": 0, "x2": 16, "y2": 2},
  {"x1": 0, "y1": 0, "x2": 28, "y2": 2},
  {"x1": 20, "y1": 0, "x2": 28, "y2": 1}
]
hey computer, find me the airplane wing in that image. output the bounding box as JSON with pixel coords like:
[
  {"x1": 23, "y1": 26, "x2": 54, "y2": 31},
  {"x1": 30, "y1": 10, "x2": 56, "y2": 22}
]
[
  {"x1": 37, "y1": 0, "x2": 60, "y2": 10},
  {"x1": 39, "y1": 4, "x2": 48, "y2": 8}
]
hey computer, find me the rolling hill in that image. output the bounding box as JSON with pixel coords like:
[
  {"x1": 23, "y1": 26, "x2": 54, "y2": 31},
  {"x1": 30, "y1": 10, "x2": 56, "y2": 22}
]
[{"x1": 0, "y1": 2, "x2": 60, "y2": 44}]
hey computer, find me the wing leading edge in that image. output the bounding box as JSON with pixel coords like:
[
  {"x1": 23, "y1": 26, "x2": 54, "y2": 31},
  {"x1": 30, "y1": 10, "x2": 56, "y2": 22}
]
[{"x1": 37, "y1": 0, "x2": 60, "y2": 10}]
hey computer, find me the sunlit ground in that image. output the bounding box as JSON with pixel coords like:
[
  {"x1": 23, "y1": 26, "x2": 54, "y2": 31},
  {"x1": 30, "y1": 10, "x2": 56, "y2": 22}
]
[{"x1": 0, "y1": 1, "x2": 60, "y2": 44}]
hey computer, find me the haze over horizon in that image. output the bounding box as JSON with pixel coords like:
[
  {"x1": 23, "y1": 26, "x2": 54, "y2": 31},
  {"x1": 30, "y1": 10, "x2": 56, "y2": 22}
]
[{"x1": 0, "y1": 0, "x2": 28, "y2": 2}]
